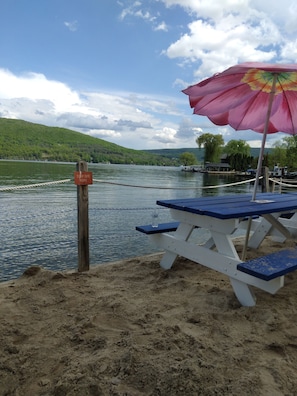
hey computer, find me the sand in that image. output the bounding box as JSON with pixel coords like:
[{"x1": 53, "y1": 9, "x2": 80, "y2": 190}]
[{"x1": 1, "y1": 237, "x2": 297, "y2": 396}]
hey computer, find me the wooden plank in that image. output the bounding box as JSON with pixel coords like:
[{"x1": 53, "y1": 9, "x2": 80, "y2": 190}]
[
  {"x1": 136, "y1": 222, "x2": 179, "y2": 234},
  {"x1": 157, "y1": 193, "x2": 297, "y2": 219},
  {"x1": 237, "y1": 248, "x2": 297, "y2": 281}
]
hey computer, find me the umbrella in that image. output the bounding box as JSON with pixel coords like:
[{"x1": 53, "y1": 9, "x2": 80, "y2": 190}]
[{"x1": 182, "y1": 62, "x2": 297, "y2": 201}]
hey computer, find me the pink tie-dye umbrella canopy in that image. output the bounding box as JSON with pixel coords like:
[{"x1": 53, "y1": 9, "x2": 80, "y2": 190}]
[{"x1": 182, "y1": 62, "x2": 297, "y2": 200}]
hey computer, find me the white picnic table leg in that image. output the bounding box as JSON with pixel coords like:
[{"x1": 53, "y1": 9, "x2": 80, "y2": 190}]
[
  {"x1": 263, "y1": 213, "x2": 292, "y2": 239},
  {"x1": 248, "y1": 212, "x2": 292, "y2": 248},
  {"x1": 277, "y1": 212, "x2": 297, "y2": 239},
  {"x1": 211, "y1": 231, "x2": 239, "y2": 258},
  {"x1": 230, "y1": 278, "x2": 257, "y2": 306},
  {"x1": 210, "y1": 231, "x2": 257, "y2": 306},
  {"x1": 159, "y1": 223, "x2": 195, "y2": 269},
  {"x1": 159, "y1": 251, "x2": 179, "y2": 270},
  {"x1": 248, "y1": 216, "x2": 273, "y2": 248}
]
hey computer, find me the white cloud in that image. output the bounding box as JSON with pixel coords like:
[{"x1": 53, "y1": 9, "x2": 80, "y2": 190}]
[
  {"x1": 164, "y1": 10, "x2": 282, "y2": 80},
  {"x1": 153, "y1": 127, "x2": 177, "y2": 144},
  {"x1": 280, "y1": 40, "x2": 297, "y2": 62},
  {"x1": 0, "y1": 69, "x2": 81, "y2": 112},
  {"x1": 155, "y1": 0, "x2": 297, "y2": 85},
  {"x1": 249, "y1": 0, "x2": 297, "y2": 34},
  {"x1": 119, "y1": 1, "x2": 155, "y2": 22},
  {"x1": 154, "y1": 21, "x2": 168, "y2": 31},
  {"x1": 64, "y1": 20, "x2": 78, "y2": 32},
  {"x1": 0, "y1": 69, "x2": 188, "y2": 149},
  {"x1": 88, "y1": 129, "x2": 122, "y2": 139}
]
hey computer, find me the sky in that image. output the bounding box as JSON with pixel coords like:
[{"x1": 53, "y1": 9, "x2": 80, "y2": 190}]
[{"x1": 1, "y1": 0, "x2": 297, "y2": 150}]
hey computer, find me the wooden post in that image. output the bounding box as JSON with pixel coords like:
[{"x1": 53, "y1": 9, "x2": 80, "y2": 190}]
[
  {"x1": 76, "y1": 161, "x2": 90, "y2": 272},
  {"x1": 262, "y1": 166, "x2": 269, "y2": 193}
]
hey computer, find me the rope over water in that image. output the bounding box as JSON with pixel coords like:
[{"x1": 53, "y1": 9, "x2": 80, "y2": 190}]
[
  {"x1": 2, "y1": 175, "x2": 297, "y2": 193},
  {"x1": 0, "y1": 179, "x2": 71, "y2": 192},
  {"x1": 92, "y1": 177, "x2": 261, "y2": 190},
  {"x1": 269, "y1": 177, "x2": 297, "y2": 188}
]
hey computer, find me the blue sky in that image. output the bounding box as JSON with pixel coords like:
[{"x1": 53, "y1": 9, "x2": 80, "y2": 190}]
[{"x1": 1, "y1": 0, "x2": 297, "y2": 150}]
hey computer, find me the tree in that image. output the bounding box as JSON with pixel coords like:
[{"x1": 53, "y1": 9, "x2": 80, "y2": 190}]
[
  {"x1": 264, "y1": 136, "x2": 297, "y2": 171},
  {"x1": 224, "y1": 139, "x2": 250, "y2": 156},
  {"x1": 224, "y1": 139, "x2": 252, "y2": 171},
  {"x1": 196, "y1": 133, "x2": 224, "y2": 163},
  {"x1": 179, "y1": 152, "x2": 197, "y2": 166},
  {"x1": 268, "y1": 140, "x2": 287, "y2": 169},
  {"x1": 279, "y1": 136, "x2": 297, "y2": 170}
]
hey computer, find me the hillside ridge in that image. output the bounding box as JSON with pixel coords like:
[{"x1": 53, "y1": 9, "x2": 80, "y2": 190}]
[{"x1": 0, "y1": 118, "x2": 177, "y2": 165}]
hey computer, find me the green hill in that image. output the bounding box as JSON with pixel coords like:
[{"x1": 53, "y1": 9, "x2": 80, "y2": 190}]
[
  {"x1": 0, "y1": 118, "x2": 272, "y2": 165},
  {"x1": 144, "y1": 147, "x2": 204, "y2": 162},
  {"x1": 0, "y1": 118, "x2": 178, "y2": 165}
]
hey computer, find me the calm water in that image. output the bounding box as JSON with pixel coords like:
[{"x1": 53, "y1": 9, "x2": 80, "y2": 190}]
[{"x1": 0, "y1": 160, "x2": 254, "y2": 282}]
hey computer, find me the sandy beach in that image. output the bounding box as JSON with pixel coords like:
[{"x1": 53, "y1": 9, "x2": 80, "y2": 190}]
[{"x1": 1, "y1": 237, "x2": 297, "y2": 395}]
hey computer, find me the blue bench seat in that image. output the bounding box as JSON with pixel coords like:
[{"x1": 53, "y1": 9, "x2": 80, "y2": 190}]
[
  {"x1": 237, "y1": 248, "x2": 297, "y2": 281},
  {"x1": 136, "y1": 222, "x2": 179, "y2": 235}
]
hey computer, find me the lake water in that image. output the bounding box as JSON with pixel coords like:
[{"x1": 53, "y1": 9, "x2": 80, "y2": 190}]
[{"x1": 0, "y1": 160, "x2": 254, "y2": 282}]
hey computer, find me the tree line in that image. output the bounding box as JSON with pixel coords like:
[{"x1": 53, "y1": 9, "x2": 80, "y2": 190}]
[{"x1": 179, "y1": 132, "x2": 297, "y2": 172}]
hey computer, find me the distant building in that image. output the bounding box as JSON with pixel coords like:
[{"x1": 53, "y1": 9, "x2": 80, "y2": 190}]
[{"x1": 204, "y1": 162, "x2": 233, "y2": 173}]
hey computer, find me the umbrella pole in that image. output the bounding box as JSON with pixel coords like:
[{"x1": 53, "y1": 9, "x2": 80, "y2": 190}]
[
  {"x1": 252, "y1": 73, "x2": 277, "y2": 201},
  {"x1": 242, "y1": 74, "x2": 278, "y2": 261},
  {"x1": 241, "y1": 217, "x2": 252, "y2": 261}
]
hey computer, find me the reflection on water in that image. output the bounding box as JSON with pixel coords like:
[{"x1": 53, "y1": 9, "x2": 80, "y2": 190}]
[{"x1": 0, "y1": 161, "x2": 253, "y2": 282}]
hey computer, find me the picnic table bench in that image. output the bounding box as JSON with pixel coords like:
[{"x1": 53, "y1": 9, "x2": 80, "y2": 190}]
[
  {"x1": 136, "y1": 222, "x2": 179, "y2": 235},
  {"x1": 237, "y1": 248, "x2": 297, "y2": 281}
]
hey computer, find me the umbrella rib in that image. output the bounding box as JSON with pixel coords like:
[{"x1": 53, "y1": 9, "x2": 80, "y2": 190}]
[
  {"x1": 233, "y1": 87, "x2": 264, "y2": 130},
  {"x1": 187, "y1": 70, "x2": 255, "y2": 113},
  {"x1": 193, "y1": 81, "x2": 246, "y2": 112},
  {"x1": 252, "y1": 73, "x2": 278, "y2": 201},
  {"x1": 278, "y1": 80, "x2": 294, "y2": 132},
  {"x1": 234, "y1": 75, "x2": 280, "y2": 130}
]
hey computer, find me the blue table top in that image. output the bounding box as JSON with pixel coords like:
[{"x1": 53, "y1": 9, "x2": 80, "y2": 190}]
[{"x1": 157, "y1": 193, "x2": 297, "y2": 219}]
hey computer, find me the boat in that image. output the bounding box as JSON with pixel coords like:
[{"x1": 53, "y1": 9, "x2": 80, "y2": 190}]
[{"x1": 269, "y1": 165, "x2": 288, "y2": 178}]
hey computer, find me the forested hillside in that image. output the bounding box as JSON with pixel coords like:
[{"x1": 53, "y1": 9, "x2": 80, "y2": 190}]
[
  {"x1": 0, "y1": 118, "x2": 271, "y2": 166},
  {"x1": 0, "y1": 118, "x2": 177, "y2": 165}
]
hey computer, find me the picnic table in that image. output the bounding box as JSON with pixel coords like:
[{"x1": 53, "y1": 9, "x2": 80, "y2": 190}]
[{"x1": 136, "y1": 193, "x2": 297, "y2": 306}]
